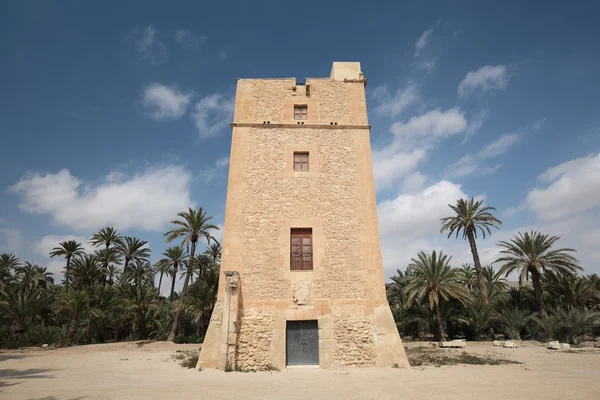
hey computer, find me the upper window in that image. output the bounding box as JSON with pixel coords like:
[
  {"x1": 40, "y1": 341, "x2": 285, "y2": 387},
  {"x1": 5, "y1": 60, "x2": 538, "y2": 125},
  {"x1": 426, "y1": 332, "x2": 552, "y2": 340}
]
[
  {"x1": 294, "y1": 152, "x2": 309, "y2": 171},
  {"x1": 291, "y1": 228, "x2": 313, "y2": 271},
  {"x1": 294, "y1": 105, "x2": 308, "y2": 120}
]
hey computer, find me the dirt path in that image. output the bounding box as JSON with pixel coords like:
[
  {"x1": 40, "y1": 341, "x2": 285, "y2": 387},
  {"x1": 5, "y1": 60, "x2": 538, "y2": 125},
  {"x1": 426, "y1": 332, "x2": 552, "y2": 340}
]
[{"x1": 1, "y1": 341, "x2": 599, "y2": 400}]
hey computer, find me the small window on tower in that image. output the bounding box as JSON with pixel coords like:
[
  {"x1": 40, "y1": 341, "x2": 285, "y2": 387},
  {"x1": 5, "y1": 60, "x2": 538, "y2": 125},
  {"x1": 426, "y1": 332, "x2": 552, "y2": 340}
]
[
  {"x1": 294, "y1": 152, "x2": 309, "y2": 171},
  {"x1": 294, "y1": 105, "x2": 308, "y2": 120}
]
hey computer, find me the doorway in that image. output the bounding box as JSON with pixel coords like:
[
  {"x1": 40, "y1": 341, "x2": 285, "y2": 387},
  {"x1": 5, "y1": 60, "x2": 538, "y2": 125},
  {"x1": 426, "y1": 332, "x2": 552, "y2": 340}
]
[{"x1": 286, "y1": 320, "x2": 319, "y2": 366}]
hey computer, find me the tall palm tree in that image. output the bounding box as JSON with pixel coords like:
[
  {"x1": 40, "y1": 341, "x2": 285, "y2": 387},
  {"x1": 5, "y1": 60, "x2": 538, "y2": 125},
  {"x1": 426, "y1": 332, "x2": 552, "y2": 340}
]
[
  {"x1": 440, "y1": 197, "x2": 502, "y2": 305},
  {"x1": 49, "y1": 240, "x2": 85, "y2": 291},
  {"x1": 164, "y1": 207, "x2": 219, "y2": 341},
  {"x1": 403, "y1": 250, "x2": 470, "y2": 340},
  {"x1": 89, "y1": 227, "x2": 122, "y2": 249},
  {"x1": 155, "y1": 246, "x2": 187, "y2": 300},
  {"x1": 114, "y1": 236, "x2": 151, "y2": 271},
  {"x1": 495, "y1": 231, "x2": 580, "y2": 313}
]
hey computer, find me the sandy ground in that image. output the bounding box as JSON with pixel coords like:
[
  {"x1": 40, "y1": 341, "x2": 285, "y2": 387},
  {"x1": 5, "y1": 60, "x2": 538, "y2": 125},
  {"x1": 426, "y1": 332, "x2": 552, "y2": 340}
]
[{"x1": 1, "y1": 341, "x2": 599, "y2": 400}]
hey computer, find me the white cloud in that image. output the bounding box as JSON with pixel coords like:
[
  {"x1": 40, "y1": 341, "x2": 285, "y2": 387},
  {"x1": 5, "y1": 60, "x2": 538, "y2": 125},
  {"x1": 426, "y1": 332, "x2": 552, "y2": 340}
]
[
  {"x1": 377, "y1": 180, "x2": 492, "y2": 275},
  {"x1": 191, "y1": 93, "x2": 234, "y2": 139},
  {"x1": 379, "y1": 180, "x2": 467, "y2": 238},
  {"x1": 135, "y1": 25, "x2": 168, "y2": 64},
  {"x1": 0, "y1": 225, "x2": 23, "y2": 254},
  {"x1": 173, "y1": 29, "x2": 206, "y2": 49},
  {"x1": 10, "y1": 166, "x2": 194, "y2": 232},
  {"x1": 478, "y1": 133, "x2": 520, "y2": 159},
  {"x1": 414, "y1": 28, "x2": 434, "y2": 57},
  {"x1": 525, "y1": 153, "x2": 600, "y2": 221},
  {"x1": 458, "y1": 65, "x2": 509, "y2": 97},
  {"x1": 34, "y1": 234, "x2": 96, "y2": 258},
  {"x1": 531, "y1": 118, "x2": 547, "y2": 130},
  {"x1": 447, "y1": 133, "x2": 520, "y2": 178},
  {"x1": 143, "y1": 83, "x2": 191, "y2": 120},
  {"x1": 391, "y1": 107, "x2": 467, "y2": 143},
  {"x1": 373, "y1": 108, "x2": 468, "y2": 191},
  {"x1": 401, "y1": 172, "x2": 427, "y2": 194},
  {"x1": 373, "y1": 148, "x2": 427, "y2": 190},
  {"x1": 413, "y1": 27, "x2": 437, "y2": 72},
  {"x1": 462, "y1": 110, "x2": 488, "y2": 143},
  {"x1": 371, "y1": 82, "x2": 419, "y2": 117},
  {"x1": 215, "y1": 157, "x2": 230, "y2": 168}
]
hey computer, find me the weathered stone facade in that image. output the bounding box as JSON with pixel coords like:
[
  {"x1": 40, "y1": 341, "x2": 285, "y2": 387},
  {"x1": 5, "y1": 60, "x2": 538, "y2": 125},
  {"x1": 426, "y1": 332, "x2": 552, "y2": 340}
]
[{"x1": 197, "y1": 62, "x2": 409, "y2": 370}]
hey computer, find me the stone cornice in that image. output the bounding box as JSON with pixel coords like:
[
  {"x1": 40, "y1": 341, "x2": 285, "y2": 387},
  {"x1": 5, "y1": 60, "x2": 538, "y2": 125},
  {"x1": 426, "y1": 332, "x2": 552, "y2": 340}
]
[{"x1": 230, "y1": 123, "x2": 371, "y2": 129}]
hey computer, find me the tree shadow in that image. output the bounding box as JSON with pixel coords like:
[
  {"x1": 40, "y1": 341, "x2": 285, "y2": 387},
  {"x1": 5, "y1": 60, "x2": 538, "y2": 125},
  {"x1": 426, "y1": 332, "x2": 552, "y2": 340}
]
[
  {"x1": 0, "y1": 353, "x2": 29, "y2": 362},
  {"x1": 28, "y1": 397, "x2": 85, "y2": 400},
  {"x1": 0, "y1": 368, "x2": 56, "y2": 379}
]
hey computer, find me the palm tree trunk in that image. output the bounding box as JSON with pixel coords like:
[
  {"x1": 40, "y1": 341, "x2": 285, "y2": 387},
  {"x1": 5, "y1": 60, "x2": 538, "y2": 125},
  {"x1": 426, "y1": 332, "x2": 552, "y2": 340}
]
[
  {"x1": 87, "y1": 320, "x2": 96, "y2": 344},
  {"x1": 67, "y1": 316, "x2": 78, "y2": 345},
  {"x1": 158, "y1": 271, "x2": 164, "y2": 294},
  {"x1": 530, "y1": 268, "x2": 544, "y2": 313},
  {"x1": 123, "y1": 258, "x2": 130, "y2": 272},
  {"x1": 435, "y1": 304, "x2": 445, "y2": 340},
  {"x1": 168, "y1": 241, "x2": 196, "y2": 341},
  {"x1": 169, "y1": 262, "x2": 178, "y2": 301},
  {"x1": 466, "y1": 229, "x2": 489, "y2": 306},
  {"x1": 65, "y1": 255, "x2": 71, "y2": 292}
]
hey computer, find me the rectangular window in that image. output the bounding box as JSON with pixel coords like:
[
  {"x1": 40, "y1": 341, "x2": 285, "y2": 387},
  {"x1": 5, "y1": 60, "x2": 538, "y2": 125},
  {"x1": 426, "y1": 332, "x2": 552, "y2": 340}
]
[
  {"x1": 293, "y1": 152, "x2": 309, "y2": 171},
  {"x1": 294, "y1": 105, "x2": 308, "y2": 120},
  {"x1": 291, "y1": 228, "x2": 313, "y2": 271}
]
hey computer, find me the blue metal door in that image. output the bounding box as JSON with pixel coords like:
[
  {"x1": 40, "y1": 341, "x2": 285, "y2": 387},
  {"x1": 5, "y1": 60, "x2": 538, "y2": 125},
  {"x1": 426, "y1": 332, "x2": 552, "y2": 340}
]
[{"x1": 286, "y1": 320, "x2": 319, "y2": 366}]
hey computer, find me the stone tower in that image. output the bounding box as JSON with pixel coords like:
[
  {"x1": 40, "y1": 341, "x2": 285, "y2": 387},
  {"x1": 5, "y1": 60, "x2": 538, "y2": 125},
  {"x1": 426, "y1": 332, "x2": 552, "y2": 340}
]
[{"x1": 197, "y1": 62, "x2": 409, "y2": 369}]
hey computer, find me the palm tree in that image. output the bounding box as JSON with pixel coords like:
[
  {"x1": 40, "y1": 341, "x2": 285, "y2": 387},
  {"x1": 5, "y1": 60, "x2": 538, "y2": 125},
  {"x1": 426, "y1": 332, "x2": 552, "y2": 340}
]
[
  {"x1": 204, "y1": 241, "x2": 222, "y2": 264},
  {"x1": 481, "y1": 265, "x2": 509, "y2": 300},
  {"x1": 68, "y1": 255, "x2": 104, "y2": 289},
  {"x1": 89, "y1": 227, "x2": 122, "y2": 249},
  {"x1": 164, "y1": 207, "x2": 219, "y2": 341},
  {"x1": 543, "y1": 271, "x2": 597, "y2": 310},
  {"x1": 0, "y1": 253, "x2": 20, "y2": 287},
  {"x1": 182, "y1": 264, "x2": 220, "y2": 335},
  {"x1": 0, "y1": 285, "x2": 49, "y2": 341},
  {"x1": 497, "y1": 307, "x2": 532, "y2": 340},
  {"x1": 94, "y1": 248, "x2": 121, "y2": 283},
  {"x1": 54, "y1": 289, "x2": 100, "y2": 345},
  {"x1": 459, "y1": 298, "x2": 498, "y2": 340},
  {"x1": 458, "y1": 263, "x2": 477, "y2": 292},
  {"x1": 49, "y1": 240, "x2": 85, "y2": 291},
  {"x1": 155, "y1": 246, "x2": 187, "y2": 301},
  {"x1": 495, "y1": 231, "x2": 580, "y2": 312},
  {"x1": 122, "y1": 260, "x2": 154, "y2": 288},
  {"x1": 14, "y1": 262, "x2": 53, "y2": 289},
  {"x1": 105, "y1": 265, "x2": 121, "y2": 285},
  {"x1": 114, "y1": 236, "x2": 151, "y2": 271},
  {"x1": 402, "y1": 250, "x2": 470, "y2": 340},
  {"x1": 440, "y1": 197, "x2": 501, "y2": 305}
]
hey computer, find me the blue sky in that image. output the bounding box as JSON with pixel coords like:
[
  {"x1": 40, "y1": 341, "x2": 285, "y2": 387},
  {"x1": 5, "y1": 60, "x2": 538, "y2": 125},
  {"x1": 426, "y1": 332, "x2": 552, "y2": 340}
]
[{"x1": 1, "y1": 0, "x2": 599, "y2": 288}]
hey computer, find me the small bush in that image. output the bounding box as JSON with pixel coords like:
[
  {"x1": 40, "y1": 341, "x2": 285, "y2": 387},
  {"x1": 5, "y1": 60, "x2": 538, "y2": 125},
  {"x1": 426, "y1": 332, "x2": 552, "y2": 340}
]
[
  {"x1": 405, "y1": 347, "x2": 521, "y2": 367},
  {"x1": 173, "y1": 350, "x2": 199, "y2": 369}
]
